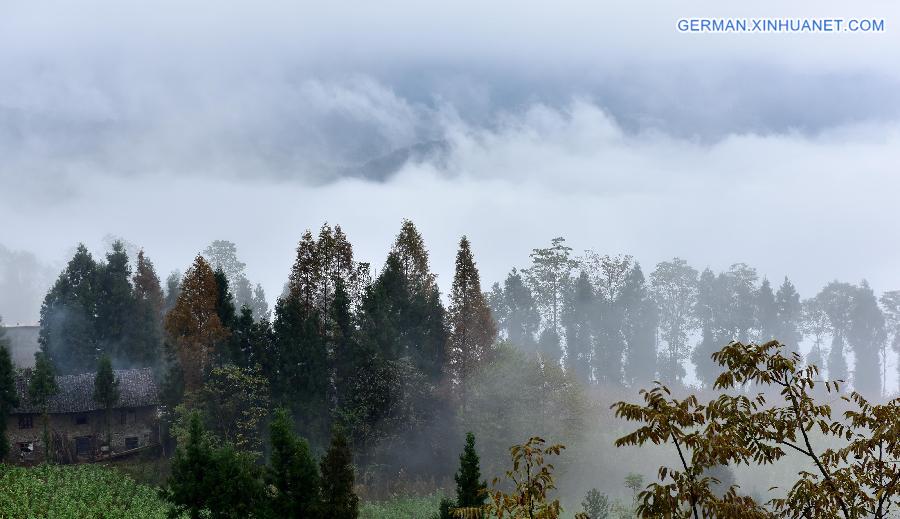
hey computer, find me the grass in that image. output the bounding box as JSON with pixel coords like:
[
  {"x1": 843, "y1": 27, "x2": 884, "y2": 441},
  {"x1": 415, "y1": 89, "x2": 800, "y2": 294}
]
[
  {"x1": 360, "y1": 492, "x2": 445, "y2": 519},
  {"x1": 0, "y1": 463, "x2": 173, "y2": 519}
]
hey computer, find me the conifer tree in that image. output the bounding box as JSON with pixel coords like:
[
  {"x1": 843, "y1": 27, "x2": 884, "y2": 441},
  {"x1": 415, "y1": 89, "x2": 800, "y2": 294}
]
[
  {"x1": 650, "y1": 258, "x2": 698, "y2": 385},
  {"x1": 132, "y1": 250, "x2": 165, "y2": 368},
  {"x1": 267, "y1": 408, "x2": 322, "y2": 518},
  {"x1": 849, "y1": 280, "x2": 886, "y2": 396},
  {"x1": 525, "y1": 237, "x2": 577, "y2": 337},
  {"x1": 39, "y1": 244, "x2": 100, "y2": 374},
  {"x1": 213, "y1": 268, "x2": 237, "y2": 331},
  {"x1": 756, "y1": 278, "x2": 778, "y2": 341},
  {"x1": 455, "y1": 431, "x2": 487, "y2": 509},
  {"x1": 774, "y1": 277, "x2": 803, "y2": 351},
  {"x1": 96, "y1": 241, "x2": 135, "y2": 362},
  {"x1": 28, "y1": 352, "x2": 58, "y2": 461},
  {"x1": 818, "y1": 281, "x2": 855, "y2": 382},
  {"x1": 488, "y1": 269, "x2": 540, "y2": 352},
  {"x1": 93, "y1": 354, "x2": 119, "y2": 448},
  {"x1": 0, "y1": 319, "x2": 19, "y2": 460},
  {"x1": 447, "y1": 237, "x2": 497, "y2": 402},
  {"x1": 164, "y1": 256, "x2": 229, "y2": 392},
  {"x1": 167, "y1": 412, "x2": 214, "y2": 519},
  {"x1": 331, "y1": 277, "x2": 359, "y2": 409},
  {"x1": 320, "y1": 425, "x2": 359, "y2": 519}
]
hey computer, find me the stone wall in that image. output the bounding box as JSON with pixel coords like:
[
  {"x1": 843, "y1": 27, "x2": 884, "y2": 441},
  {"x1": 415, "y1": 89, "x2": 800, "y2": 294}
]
[{"x1": 4, "y1": 405, "x2": 159, "y2": 463}]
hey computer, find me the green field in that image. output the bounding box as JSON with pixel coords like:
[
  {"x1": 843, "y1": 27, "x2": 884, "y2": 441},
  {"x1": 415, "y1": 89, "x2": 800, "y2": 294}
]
[
  {"x1": 360, "y1": 493, "x2": 445, "y2": 519},
  {"x1": 0, "y1": 464, "x2": 173, "y2": 519}
]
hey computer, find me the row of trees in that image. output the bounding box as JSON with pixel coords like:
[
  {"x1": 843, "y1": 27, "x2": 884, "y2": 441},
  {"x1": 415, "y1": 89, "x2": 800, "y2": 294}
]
[{"x1": 489, "y1": 238, "x2": 899, "y2": 394}]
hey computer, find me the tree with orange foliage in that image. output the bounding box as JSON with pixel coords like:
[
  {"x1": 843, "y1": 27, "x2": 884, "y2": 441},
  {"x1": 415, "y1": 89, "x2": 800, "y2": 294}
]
[{"x1": 165, "y1": 256, "x2": 229, "y2": 392}]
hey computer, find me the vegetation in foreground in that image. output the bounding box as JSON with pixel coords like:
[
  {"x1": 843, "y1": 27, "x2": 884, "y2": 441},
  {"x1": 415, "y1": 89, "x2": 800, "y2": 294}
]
[{"x1": 0, "y1": 463, "x2": 173, "y2": 519}]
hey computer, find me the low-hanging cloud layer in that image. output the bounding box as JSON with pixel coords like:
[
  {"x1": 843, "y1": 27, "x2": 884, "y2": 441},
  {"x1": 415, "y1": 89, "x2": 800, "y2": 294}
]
[{"x1": 1, "y1": 0, "x2": 899, "y2": 327}]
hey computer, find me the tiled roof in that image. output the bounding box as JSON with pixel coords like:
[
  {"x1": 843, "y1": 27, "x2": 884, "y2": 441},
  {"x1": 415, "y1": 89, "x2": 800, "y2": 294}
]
[{"x1": 13, "y1": 367, "x2": 159, "y2": 414}]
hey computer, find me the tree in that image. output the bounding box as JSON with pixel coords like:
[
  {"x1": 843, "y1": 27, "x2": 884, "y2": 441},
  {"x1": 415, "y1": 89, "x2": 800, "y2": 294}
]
[
  {"x1": 756, "y1": 278, "x2": 778, "y2": 342},
  {"x1": 881, "y1": 290, "x2": 900, "y2": 389},
  {"x1": 28, "y1": 352, "x2": 58, "y2": 462},
  {"x1": 818, "y1": 281, "x2": 855, "y2": 382},
  {"x1": 166, "y1": 412, "x2": 264, "y2": 519},
  {"x1": 164, "y1": 270, "x2": 181, "y2": 313},
  {"x1": 488, "y1": 269, "x2": 540, "y2": 353},
  {"x1": 624, "y1": 473, "x2": 645, "y2": 508},
  {"x1": 267, "y1": 408, "x2": 322, "y2": 518},
  {"x1": 650, "y1": 258, "x2": 698, "y2": 385},
  {"x1": 692, "y1": 268, "x2": 724, "y2": 388},
  {"x1": 562, "y1": 272, "x2": 594, "y2": 385},
  {"x1": 525, "y1": 237, "x2": 577, "y2": 338},
  {"x1": 455, "y1": 432, "x2": 488, "y2": 509},
  {"x1": 93, "y1": 354, "x2": 120, "y2": 448},
  {"x1": 197, "y1": 364, "x2": 270, "y2": 453},
  {"x1": 132, "y1": 249, "x2": 165, "y2": 368},
  {"x1": 0, "y1": 318, "x2": 19, "y2": 460},
  {"x1": 39, "y1": 244, "x2": 100, "y2": 374},
  {"x1": 164, "y1": 256, "x2": 229, "y2": 392},
  {"x1": 621, "y1": 264, "x2": 658, "y2": 388},
  {"x1": 320, "y1": 425, "x2": 359, "y2": 519},
  {"x1": 95, "y1": 241, "x2": 136, "y2": 362},
  {"x1": 613, "y1": 339, "x2": 900, "y2": 519},
  {"x1": 455, "y1": 437, "x2": 574, "y2": 519},
  {"x1": 848, "y1": 281, "x2": 886, "y2": 397},
  {"x1": 202, "y1": 240, "x2": 251, "y2": 310},
  {"x1": 448, "y1": 237, "x2": 497, "y2": 405},
  {"x1": 801, "y1": 296, "x2": 831, "y2": 372},
  {"x1": 588, "y1": 255, "x2": 633, "y2": 389},
  {"x1": 581, "y1": 489, "x2": 610, "y2": 519},
  {"x1": 774, "y1": 277, "x2": 803, "y2": 351}
]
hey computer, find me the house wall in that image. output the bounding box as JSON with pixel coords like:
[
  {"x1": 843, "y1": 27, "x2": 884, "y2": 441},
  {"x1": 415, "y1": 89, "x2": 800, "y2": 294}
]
[{"x1": 4, "y1": 406, "x2": 159, "y2": 463}]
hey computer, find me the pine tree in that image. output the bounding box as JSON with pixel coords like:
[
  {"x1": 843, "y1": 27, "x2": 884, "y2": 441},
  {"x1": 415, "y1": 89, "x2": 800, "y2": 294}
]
[
  {"x1": 447, "y1": 237, "x2": 497, "y2": 404},
  {"x1": 166, "y1": 412, "x2": 214, "y2": 519},
  {"x1": 454, "y1": 431, "x2": 487, "y2": 508},
  {"x1": 29, "y1": 352, "x2": 58, "y2": 461},
  {"x1": 164, "y1": 270, "x2": 181, "y2": 313},
  {"x1": 39, "y1": 244, "x2": 100, "y2": 374},
  {"x1": 132, "y1": 250, "x2": 165, "y2": 369},
  {"x1": 164, "y1": 256, "x2": 229, "y2": 392},
  {"x1": 331, "y1": 278, "x2": 359, "y2": 409},
  {"x1": 488, "y1": 269, "x2": 540, "y2": 352},
  {"x1": 93, "y1": 354, "x2": 120, "y2": 448},
  {"x1": 650, "y1": 258, "x2": 698, "y2": 385},
  {"x1": 818, "y1": 281, "x2": 855, "y2": 382},
  {"x1": 320, "y1": 425, "x2": 359, "y2": 519},
  {"x1": 213, "y1": 268, "x2": 237, "y2": 331},
  {"x1": 267, "y1": 408, "x2": 322, "y2": 518},
  {"x1": 0, "y1": 318, "x2": 19, "y2": 460}
]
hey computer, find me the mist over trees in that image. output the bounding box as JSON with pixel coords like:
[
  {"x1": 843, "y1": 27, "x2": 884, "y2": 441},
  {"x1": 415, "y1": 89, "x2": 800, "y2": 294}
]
[{"x1": 17, "y1": 220, "x2": 900, "y2": 516}]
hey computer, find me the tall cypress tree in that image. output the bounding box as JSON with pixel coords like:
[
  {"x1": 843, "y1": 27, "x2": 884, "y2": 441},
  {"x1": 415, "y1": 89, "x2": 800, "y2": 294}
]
[
  {"x1": 756, "y1": 278, "x2": 778, "y2": 342},
  {"x1": 447, "y1": 237, "x2": 497, "y2": 404},
  {"x1": 267, "y1": 408, "x2": 322, "y2": 518},
  {"x1": 320, "y1": 425, "x2": 359, "y2": 519},
  {"x1": 563, "y1": 272, "x2": 593, "y2": 385},
  {"x1": 622, "y1": 264, "x2": 658, "y2": 388},
  {"x1": 93, "y1": 354, "x2": 120, "y2": 448},
  {"x1": 454, "y1": 432, "x2": 487, "y2": 508},
  {"x1": 849, "y1": 280, "x2": 887, "y2": 397},
  {"x1": 488, "y1": 269, "x2": 540, "y2": 353},
  {"x1": 0, "y1": 318, "x2": 19, "y2": 460},
  {"x1": 774, "y1": 277, "x2": 803, "y2": 352}
]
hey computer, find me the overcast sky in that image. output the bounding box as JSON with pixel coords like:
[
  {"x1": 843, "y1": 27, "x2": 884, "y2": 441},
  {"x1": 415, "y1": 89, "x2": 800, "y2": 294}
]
[{"x1": 1, "y1": 0, "x2": 899, "y2": 330}]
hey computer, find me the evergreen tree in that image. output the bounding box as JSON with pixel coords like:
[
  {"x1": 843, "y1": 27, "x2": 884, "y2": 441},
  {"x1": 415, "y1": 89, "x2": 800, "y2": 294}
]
[
  {"x1": 267, "y1": 408, "x2": 322, "y2": 518},
  {"x1": 562, "y1": 272, "x2": 593, "y2": 385},
  {"x1": 454, "y1": 431, "x2": 487, "y2": 508},
  {"x1": 320, "y1": 425, "x2": 359, "y2": 519},
  {"x1": 621, "y1": 264, "x2": 658, "y2": 388},
  {"x1": 164, "y1": 270, "x2": 181, "y2": 313},
  {"x1": 227, "y1": 306, "x2": 274, "y2": 369},
  {"x1": 691, "y1": 268, "x2": 724, "y2": 388},
  {"x1": 331, "y1": 278, "x2": 360, "y2": 409},
  {"x1": 28, "y1": 352, "x2": 58, "y2": 461},
  {"x1": 93, "y1": 354, "x2": 120, "y2": 448},
  {"x1": 774, "y1": 277, "x2": 803, "y2": 352},
  {"x1": 96, "y1": 241, "x2": 136, "y2": 362},
  {"x1": 881, "y1": 291, "x2": 900, "y2": 390},
  {"x1": 801, "y1": 297, "x2": 831, "y2": 373},
  {"x1": 213, "y1": 268, "x2": 237, "y2": 331},
  {"x1": 525, "y1": 237, "x2": 577, "y2": 337},
  {"x1": 39, "y1": 244, "x2": 100, "y2": 374},
  {"x1": 849, "y1": 280, "x2": 886, "y2": 396},
  {"x1": 447, "y1": 237, "x2": 497, "y2": 405},
  {"x1": 164, "y1": 256, "x2": 229, "y2": 392},
  {"x1": 537, "y1": 328, "x2": 562, "y2": 366},
  {"x1": 166, "y1": 413, "x2": 214, "y2": 519},
  {"x1": 0, "y1": 318, "x2": 19, "y2": 460},
  {"x1": 488, "y1": 269, "x2": 540, "y2": 353},
  {"x1": 251, "y1": 283, "x2": 270, "y2": 321},
  {"x1": 132, "y1": 250, "x2": 165, "y2": 368},
  {"x1": 756, "y1": 278, "x2": 778, "y2": 342}
]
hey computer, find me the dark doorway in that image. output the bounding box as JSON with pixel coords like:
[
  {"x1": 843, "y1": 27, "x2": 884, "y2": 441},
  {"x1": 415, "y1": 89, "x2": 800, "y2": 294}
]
[{"x1": 75, "y1": 436, "x2": 92, "y2": 457}]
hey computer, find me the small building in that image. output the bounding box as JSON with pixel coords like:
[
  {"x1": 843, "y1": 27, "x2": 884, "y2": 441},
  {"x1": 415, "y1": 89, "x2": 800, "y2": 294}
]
[{"x1": 6, "y1": 367, "x2": 160, "y2": 464}]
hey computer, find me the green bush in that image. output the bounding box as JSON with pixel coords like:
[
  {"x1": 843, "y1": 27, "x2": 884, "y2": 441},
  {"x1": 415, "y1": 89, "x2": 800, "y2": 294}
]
[{"x1": 0, "y1": 463, "x2": 173, "y2": 518}]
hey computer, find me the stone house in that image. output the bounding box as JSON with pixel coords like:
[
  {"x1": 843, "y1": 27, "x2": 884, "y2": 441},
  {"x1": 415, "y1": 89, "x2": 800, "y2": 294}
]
[{"x1": 6, "y1": 367, "x2": 160, "y2": 464}]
